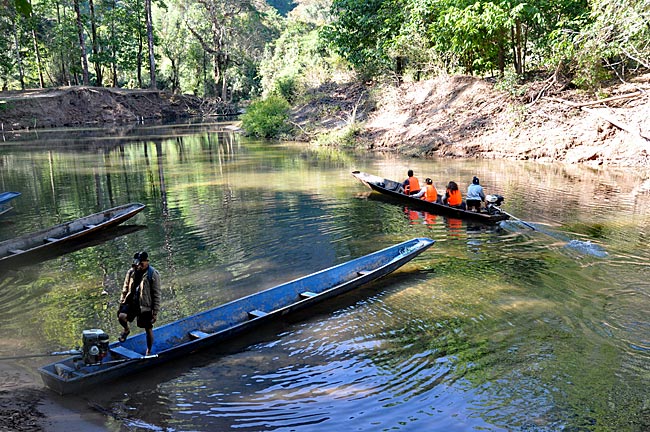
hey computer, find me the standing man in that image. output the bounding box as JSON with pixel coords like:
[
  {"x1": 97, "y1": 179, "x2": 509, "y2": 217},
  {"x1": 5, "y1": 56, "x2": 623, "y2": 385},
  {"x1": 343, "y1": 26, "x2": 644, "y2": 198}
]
[
  {"x1": 466, "y1": 176, "x2": 486, "y2": 212},
  {"x1": 117, "y1": 251, "x2": 161, "y2": 355}
]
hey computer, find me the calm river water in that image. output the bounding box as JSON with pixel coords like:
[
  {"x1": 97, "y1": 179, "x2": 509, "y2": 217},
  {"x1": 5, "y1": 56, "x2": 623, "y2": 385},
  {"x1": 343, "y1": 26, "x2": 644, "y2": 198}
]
[{"x1": 1, "y1": 121, "x2": 650, "y2": 431}]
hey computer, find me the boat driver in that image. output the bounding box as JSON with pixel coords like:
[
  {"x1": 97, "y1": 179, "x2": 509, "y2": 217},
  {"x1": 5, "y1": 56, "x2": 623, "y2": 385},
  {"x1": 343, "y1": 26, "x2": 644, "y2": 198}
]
[{"x1": 117, "y1": 251, "x2": 161, "y2": 356}]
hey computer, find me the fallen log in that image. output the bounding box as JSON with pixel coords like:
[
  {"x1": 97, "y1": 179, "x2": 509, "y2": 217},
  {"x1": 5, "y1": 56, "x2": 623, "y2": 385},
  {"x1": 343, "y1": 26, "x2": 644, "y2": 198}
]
[
  {"x1": 582, "y1": 107, "x2": 650, "y2": 141},
  {"x1": 542, "y1": 93, "x2": 650, "y2": 142}
]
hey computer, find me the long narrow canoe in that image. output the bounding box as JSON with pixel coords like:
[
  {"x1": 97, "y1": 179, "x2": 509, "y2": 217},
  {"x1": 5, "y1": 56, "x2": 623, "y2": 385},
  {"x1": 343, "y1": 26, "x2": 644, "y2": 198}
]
[
  {"x1": 0, "y1": 191, "x2": 21, "y2": 216},
  {"x1": 352, "y1": 171, "x2": 509, "y2": 224},
  {"x1": 39, "y1": 237, "x2": 435, "y2": 395},
  {"x1": 0, "y1": 202, "x2": 145, "y2": 267}
]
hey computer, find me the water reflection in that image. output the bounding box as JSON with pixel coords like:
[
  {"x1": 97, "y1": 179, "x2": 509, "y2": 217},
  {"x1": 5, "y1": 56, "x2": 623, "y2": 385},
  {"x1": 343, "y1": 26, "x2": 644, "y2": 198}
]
[{"x1": 1, "y1": 123, "x2": 650, "y2": 430}]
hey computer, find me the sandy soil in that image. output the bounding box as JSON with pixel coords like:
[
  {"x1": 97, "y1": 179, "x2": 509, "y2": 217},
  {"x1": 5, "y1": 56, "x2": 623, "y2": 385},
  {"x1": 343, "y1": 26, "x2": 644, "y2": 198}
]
[
  {"x1": 292, "y1": 73, "x2": 650, "y2": 168},
  {"x1": 0, "y1": 360, "x2": 108, "y2": 431}
]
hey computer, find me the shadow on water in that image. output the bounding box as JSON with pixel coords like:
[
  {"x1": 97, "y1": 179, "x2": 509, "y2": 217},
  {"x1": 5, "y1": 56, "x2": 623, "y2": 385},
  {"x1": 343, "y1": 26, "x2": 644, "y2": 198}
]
[{"x1": 0, "y1": 224, "x2": 146, "y2": 274}]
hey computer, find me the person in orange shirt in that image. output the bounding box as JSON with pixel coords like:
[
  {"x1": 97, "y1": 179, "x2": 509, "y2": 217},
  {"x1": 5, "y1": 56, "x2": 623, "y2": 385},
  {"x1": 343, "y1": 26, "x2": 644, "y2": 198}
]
[
  {"x1": 443, "y1": 181, "x2": 466, "y2": 210},
  {"x1": 401, "y1": 170, "x2": 421, "y2": 195},
  {"x1": 413, "y1": 178, "x2": 440, "y2": 203}
]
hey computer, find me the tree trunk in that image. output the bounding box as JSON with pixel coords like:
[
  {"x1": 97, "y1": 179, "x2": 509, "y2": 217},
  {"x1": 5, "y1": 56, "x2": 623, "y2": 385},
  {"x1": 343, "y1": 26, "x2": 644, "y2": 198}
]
[
  {"x1": 136, "y1": 0, "x2": 143, "y2": 88},
  {"x1": 89, "y1": 0, "x2": 102, "y2": 86},
  {"x1": 31, "y1": 26, "x2": 45, "y2": 87},
  {"x1": 511, "y1": 21, "x2": 522, "y2": 75},
  {"x1": 73, "y1": 0, "x2": 90, "y2": 85},
  {"x1": 12, "y1": 15, "x2": 25, "y2": 90},
  {"x1": 110, "y1": 0, "x2": 117, "y2": 86},
  {"x1": 145, "y1": 0, "x2": 156, "y2": 88},
  {"x1": 55, "y1": 1, "x2": 68, "y2": 85}
]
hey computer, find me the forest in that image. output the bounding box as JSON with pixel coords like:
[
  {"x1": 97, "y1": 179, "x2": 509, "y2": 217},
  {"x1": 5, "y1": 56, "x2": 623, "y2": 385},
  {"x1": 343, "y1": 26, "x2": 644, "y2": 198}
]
[{"x1": 1, "y1": 0, "x2": 649, "y2": 104}]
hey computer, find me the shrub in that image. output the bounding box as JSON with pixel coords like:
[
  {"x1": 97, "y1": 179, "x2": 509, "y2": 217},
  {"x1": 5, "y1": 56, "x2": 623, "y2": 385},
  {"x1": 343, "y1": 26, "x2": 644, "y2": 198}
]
[{"x1": 240, "y1": 95, "x2": 292, "y2": 138}]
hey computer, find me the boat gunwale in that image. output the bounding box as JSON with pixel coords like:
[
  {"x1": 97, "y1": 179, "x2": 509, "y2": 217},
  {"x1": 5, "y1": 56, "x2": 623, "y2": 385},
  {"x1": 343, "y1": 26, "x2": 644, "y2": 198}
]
[{"x1": 0, "y1": 202, "x2": 145, "y2": 260}]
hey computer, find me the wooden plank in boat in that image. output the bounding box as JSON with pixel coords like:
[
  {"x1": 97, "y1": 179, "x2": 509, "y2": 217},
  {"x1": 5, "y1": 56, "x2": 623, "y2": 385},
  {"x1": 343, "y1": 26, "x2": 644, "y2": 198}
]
[
  {"x1": 188, "y1": 330, "x2": 212, "y2": 340},
  {"x1": 110, "y1": 346, "x2": 142, "y2": 359},
  {"x1": 248, "y1": 309, "x2": 268, "y2": 319}
]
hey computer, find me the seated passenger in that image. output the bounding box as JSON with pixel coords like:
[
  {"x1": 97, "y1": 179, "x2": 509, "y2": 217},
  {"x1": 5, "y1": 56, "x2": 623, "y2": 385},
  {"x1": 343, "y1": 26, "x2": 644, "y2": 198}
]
[
  {"x1": 413, "y1": 178, "x2": 440, "y2": 203},
  {"x1": 443, "y1": 181, "x2": 466, "y2": 210},
  {"x1": 466, "y1": 176, "x2": 486, "y2": 212},
  {"x1": 402, "y1": 170, "x2": 421, "y2": 195}
]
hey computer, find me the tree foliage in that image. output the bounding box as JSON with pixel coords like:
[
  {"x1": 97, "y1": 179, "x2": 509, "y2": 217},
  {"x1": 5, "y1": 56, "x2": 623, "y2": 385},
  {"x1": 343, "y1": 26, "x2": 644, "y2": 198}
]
[
  {"x1": 0, "y1": 0, "x2": 282, "y2": 99},
  {"x1": 1, "y1": 0, "x2": 648, "y2": 96},
  {"x1": 240, "y1": 94, "x2": 292, "y2": 137},
  {"x1": 322, "y1": 0, "x2": 649, "y2": 87}
]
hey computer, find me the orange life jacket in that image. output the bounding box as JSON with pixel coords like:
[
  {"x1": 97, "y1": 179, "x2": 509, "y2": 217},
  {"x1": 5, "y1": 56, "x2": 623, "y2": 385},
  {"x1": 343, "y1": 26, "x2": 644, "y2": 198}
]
[
  {"x1": 423, "y1": 184, "x2": 438, "y2": 202},
  {"x1": 405, "y1": 176, "x2": 421, "y2": 194},
  {"x1": 446, "y1": 189, "x2": 462, "y2": 206}
]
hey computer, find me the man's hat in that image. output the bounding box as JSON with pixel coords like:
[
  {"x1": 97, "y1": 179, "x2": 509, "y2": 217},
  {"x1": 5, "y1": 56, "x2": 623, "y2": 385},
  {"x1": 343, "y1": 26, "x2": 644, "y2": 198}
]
[{"x1": 133, "y1": 251, "x2": 149, "y2": 265}]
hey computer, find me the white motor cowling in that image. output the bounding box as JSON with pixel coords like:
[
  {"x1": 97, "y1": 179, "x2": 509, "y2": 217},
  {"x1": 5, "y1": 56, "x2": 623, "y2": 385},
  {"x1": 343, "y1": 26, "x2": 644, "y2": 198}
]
[{"x1": 485, "y1": 194, "x2": 505, "y2": 214}]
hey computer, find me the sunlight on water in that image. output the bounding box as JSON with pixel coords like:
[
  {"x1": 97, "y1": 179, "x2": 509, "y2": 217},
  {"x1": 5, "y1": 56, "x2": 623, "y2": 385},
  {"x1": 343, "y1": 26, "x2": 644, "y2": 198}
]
[{"x1": 2, "y1": 122, "x2": 650, "y2": 430}]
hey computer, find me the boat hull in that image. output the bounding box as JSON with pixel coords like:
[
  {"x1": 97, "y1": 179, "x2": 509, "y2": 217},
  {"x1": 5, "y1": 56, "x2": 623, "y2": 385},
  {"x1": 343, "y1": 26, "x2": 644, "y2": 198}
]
[
  {"x1": 0, "y1": 203, "x2": 145, "y2": 267},
  {"x1": 0, "y1": 192, "x2": 21, "y2": 217},
  {"x1": 352, "y1": 171, "x2": 509, "y2": 223},
  {"x1": 39, "y1": 237, "x2": 435, "y2": 395}
]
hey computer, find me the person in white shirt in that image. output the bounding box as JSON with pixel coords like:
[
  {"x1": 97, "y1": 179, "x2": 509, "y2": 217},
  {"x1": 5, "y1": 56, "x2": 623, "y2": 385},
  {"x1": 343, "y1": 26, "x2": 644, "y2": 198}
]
[{"x1": 466, "y1": 176, "x2": 485, "y2": 212}]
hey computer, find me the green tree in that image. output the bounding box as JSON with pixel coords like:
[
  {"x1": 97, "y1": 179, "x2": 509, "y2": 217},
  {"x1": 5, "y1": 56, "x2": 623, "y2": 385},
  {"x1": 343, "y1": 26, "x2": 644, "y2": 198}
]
[
  {"x1": 323, "y1": 0, "x2": 404, "y2": 79},
  {"x1": 240, "y1": 94, "x2": 292, "y2": 138}
]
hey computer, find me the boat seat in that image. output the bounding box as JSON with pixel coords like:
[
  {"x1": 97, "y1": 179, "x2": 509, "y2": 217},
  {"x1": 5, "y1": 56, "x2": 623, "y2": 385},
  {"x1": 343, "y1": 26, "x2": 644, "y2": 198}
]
[
  {"x1": 188, "y1": 330, "x2": 212, "y2": 340},
  {"x1": 300, "y1": 291, "x2": 318, "y2": 299},
  {"x1": 110, "y1": 346, "x2": 142, "y2": 360},
  {"x1": 8, "y1": 249, "x2": 24, "y2": 254},
  {"x1": 44, "y1": 237, "x2": 58, "y2": 243},
  {"x1": 248, "y1": 309, "x2": 268, "y2": 319},
  {"x1": 357, "y1": 270, "x2": 372, "y2": 276}
]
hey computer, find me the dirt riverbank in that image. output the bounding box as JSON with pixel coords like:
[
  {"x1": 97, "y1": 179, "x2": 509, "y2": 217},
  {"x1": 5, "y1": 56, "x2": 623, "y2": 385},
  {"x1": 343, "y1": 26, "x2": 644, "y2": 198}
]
[
  {"x1": 292, "y1": 73, "x2": 650, "y2": 168},
  {"x1": 0, "y1": 86, "x2": 235, "y2": 130}
]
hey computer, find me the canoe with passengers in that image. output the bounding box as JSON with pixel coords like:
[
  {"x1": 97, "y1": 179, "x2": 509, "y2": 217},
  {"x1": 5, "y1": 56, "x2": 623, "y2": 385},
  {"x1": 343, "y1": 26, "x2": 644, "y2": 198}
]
[
  {"x1": 39, "y1": 237, "x2": 435, "y2": 395},
  {"x1": 352, "y1": 171, "x2": 510, "y2": 224},
  {"x1": 0, "y1": 202, "x2": 145, "y2": 268}
]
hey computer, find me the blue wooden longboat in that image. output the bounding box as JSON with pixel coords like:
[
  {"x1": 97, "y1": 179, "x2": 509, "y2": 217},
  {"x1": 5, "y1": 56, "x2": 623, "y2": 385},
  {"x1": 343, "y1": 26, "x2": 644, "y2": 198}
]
[
  {"x1": 0, "y1": 202, "x2": 145, "y2": 267},
  {"x1": 0, "y1": 191, "x2": 21, "y2": 216},
  {"x1": 352, "y1": 171, "x2": 510, "y2": 224},
  {"x1": 39, "y1": 237, "x2": 435, "y2": 395}
]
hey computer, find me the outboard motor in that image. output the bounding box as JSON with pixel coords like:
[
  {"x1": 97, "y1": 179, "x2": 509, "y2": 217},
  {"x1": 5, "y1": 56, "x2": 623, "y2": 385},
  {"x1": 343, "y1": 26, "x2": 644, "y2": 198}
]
[
  {"x1": 485, "y1": 194, "x2": 505, "y2": 215},
  {"x1": 82, "y1": 329, "x2": 109, "y2": 365}
]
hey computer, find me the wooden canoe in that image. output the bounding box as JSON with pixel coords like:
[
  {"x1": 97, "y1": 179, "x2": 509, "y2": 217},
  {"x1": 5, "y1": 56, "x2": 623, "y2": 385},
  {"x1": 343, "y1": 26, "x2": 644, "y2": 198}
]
[
  {"x1": 352, "y1": 171, "x2": 509, "y2": 224},
  {"x1": 39, "y1": 237, "x2": 435, "y2": 395},
  {"x1": 0, "y1": 191, "x2": 21, "y2": 216},
  {"x1": 0, "y1": 202, "x2": 145, "y2": 267}
]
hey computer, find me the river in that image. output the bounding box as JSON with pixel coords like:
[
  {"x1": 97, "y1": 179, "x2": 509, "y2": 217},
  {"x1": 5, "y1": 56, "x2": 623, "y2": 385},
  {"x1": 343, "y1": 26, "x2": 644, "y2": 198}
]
[{"x1": 1, "y1": 121, "x2": 650, "y2": 431}]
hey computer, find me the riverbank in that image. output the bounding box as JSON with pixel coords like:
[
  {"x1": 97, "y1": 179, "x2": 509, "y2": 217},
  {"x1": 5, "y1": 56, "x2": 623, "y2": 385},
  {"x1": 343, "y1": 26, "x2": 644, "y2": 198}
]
[
  {"x1": 2, "y1": 76, "x2": 649, "y2": 168},
  {"x1": 292, "y1": 72, "x2": 650, "y2": 168},
  {"x1": 0, "y1": 86, "x2": 235, "y2": 130},
  {"x1": 0, "y1": 359, "x2": 108, "y2": 431}
]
